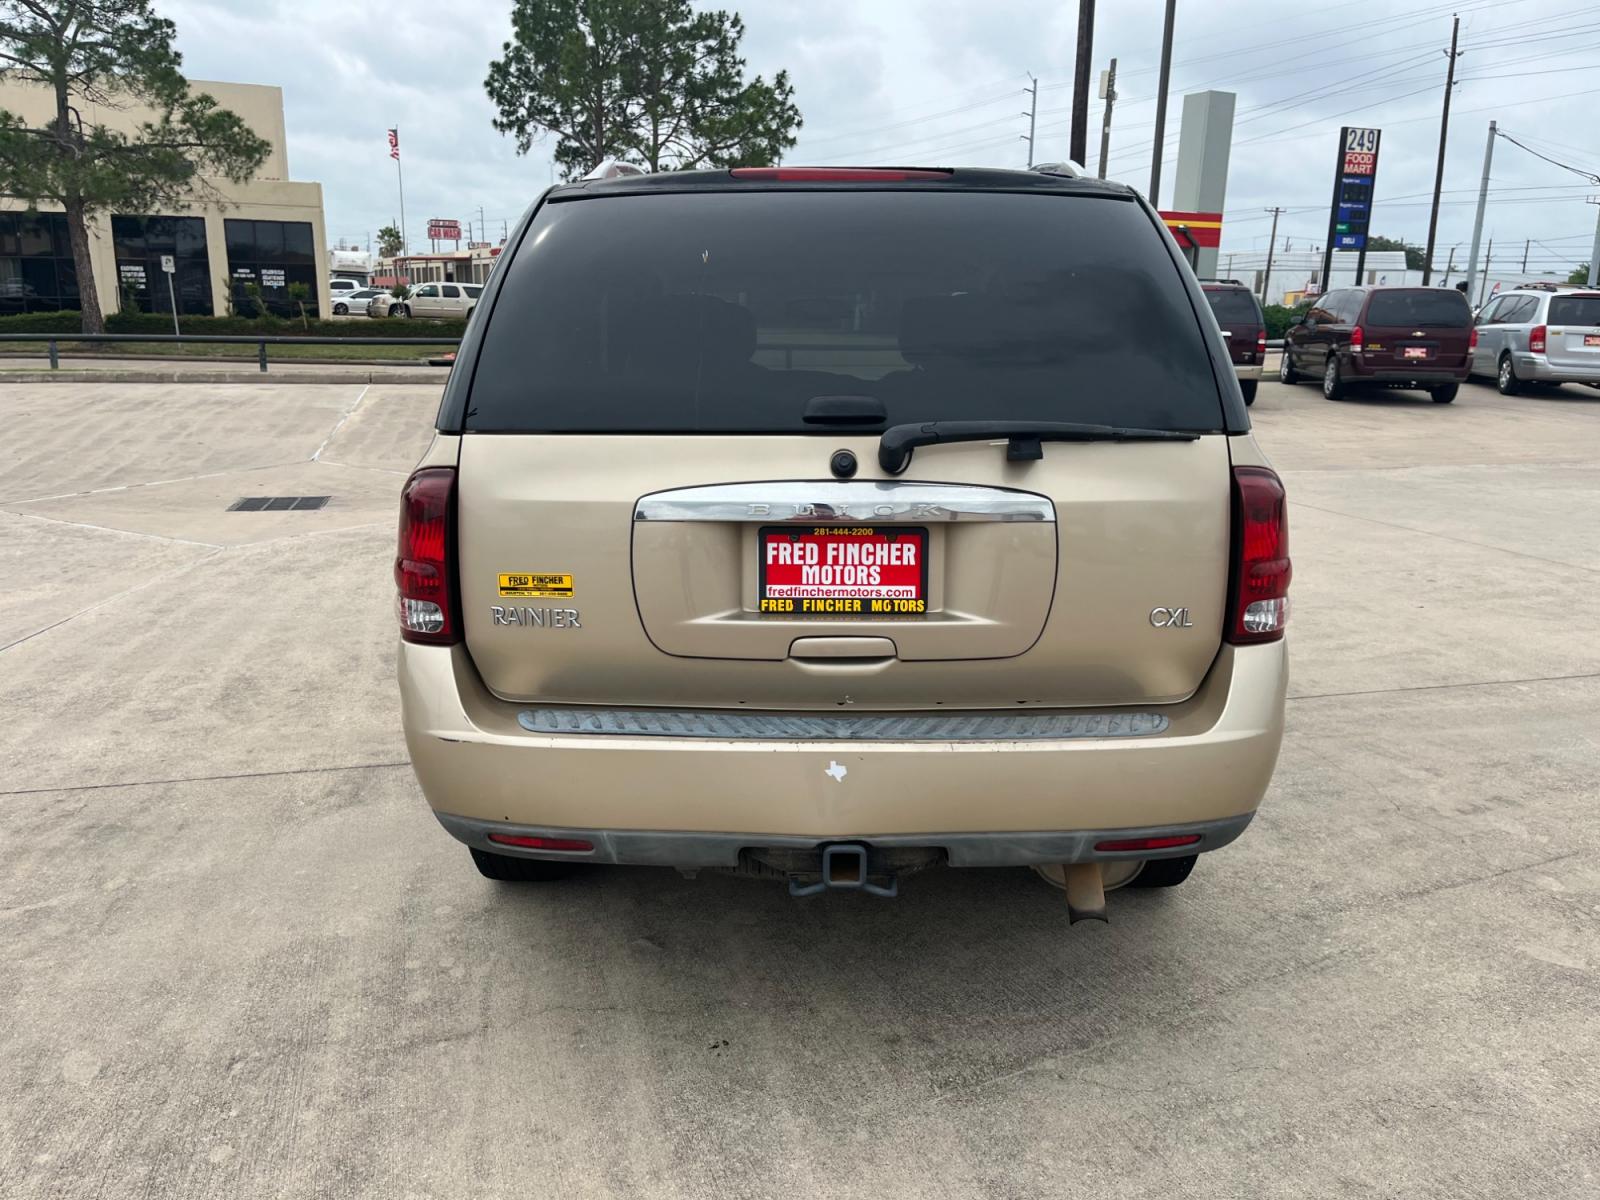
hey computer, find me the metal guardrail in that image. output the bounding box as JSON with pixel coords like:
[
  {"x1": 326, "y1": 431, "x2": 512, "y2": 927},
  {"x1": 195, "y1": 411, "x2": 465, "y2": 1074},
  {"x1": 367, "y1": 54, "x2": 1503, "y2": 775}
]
[{"x1": 0, "y1": 332, "x2": 463, "y2": 372}]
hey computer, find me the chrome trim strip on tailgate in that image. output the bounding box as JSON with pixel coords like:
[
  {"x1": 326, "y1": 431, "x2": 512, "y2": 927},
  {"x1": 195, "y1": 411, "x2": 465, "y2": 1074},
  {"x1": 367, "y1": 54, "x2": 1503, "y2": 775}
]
[
  {"x1": 518, "y1": 707, "x2": 1167, "y2": 740},
  {"x1": 633, "y1": 481, "x2": 1055, "y2": 524}
]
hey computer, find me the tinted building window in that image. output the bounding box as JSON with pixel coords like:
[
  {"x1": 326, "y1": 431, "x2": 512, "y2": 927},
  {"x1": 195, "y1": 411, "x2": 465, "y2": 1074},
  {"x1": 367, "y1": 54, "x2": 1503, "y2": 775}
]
[
  {"x1": 0, "y1": 212, "x2": 78, "y2": 313},
  {"x1": 225, "y1": 219, "x2": 317, "y2": 316},
  {"x1": 111, "y1": 215, "x2": 214, "y2": 316}
]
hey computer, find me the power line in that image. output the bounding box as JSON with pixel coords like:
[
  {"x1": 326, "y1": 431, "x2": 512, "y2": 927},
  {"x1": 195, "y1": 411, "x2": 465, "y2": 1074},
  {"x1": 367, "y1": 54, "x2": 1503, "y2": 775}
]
[{"x1": 1494, "y1": 128, "x2": 1600, "y2": 185}]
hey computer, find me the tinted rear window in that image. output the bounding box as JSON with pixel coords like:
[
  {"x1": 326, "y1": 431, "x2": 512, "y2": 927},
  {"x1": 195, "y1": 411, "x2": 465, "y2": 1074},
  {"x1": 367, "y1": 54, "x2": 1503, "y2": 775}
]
[
  {"x1": 1549, "y1": 295, "x2": 1600, "y2": 325},
  {"x1": 466, "y1": 190, "x2": 1224, "y2": 433},
  {"x1": 1204, "y1": 288, "x2": 1262, "y2": 325},
  {"x1": 1364, "y1": 289, "x2": 1471, "y2": 327}
]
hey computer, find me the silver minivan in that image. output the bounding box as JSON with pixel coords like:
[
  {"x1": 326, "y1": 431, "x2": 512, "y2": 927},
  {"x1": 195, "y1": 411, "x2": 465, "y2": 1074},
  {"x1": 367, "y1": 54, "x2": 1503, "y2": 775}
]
[{"x1": 1468, "y1": 284, "x2": 1600, "y2": 394}]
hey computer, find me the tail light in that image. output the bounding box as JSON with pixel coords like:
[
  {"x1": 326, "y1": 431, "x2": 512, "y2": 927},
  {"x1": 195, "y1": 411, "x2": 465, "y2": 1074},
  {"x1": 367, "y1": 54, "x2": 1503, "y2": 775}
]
[
  {"x1": 395, "y1": 467, "x2": 459, "y2": 644},
  {"x1": 1227, "y1": 466, "x2": 1291, "y2": 645},
  {"x1": 1256, "y1": 328, "x2": 1267, "y2": 358},
  {"x1": 1529, "y1": 324, "x2": 1547, "y2": 353},
  {"x1": 1469, "y1": 328, "x2": 1479, "y2": 351},
  {"x1": 1350, "y1": 324, "x2": 1364, "y2": 352}
]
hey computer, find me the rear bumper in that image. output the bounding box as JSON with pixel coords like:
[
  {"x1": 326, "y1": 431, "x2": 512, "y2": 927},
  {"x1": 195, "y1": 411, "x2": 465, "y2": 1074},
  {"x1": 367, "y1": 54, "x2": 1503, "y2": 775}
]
[
  {"x1": 400, "y1": 640, "x2": 1287, "y2": 854},
  {"x1": 433, "y1": 810, "x2": 1254, "y2": 868},
  {"x1": 1233, "y1": 361, "x2": 1263, "y2": 382},
  {"x1": 1514, "y1": 353, "x2": 1600, "y2": 384},
  {"x1": 1347, "y1": 363, "x2": 1468, "y2": 384}
]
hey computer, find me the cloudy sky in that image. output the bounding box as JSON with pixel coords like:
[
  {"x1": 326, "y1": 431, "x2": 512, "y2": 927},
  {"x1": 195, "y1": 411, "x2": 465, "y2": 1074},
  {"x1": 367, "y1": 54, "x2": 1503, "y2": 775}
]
[{"x1": 163, "y1": 0, "x2": 1599, "y2": 277}]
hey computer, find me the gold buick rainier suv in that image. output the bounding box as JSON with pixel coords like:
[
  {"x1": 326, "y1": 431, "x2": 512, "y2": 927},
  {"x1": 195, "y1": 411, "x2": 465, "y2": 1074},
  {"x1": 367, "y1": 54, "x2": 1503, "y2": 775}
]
[{"x1": 396, "y1": 162, "x2": 1290, "y2": 922}]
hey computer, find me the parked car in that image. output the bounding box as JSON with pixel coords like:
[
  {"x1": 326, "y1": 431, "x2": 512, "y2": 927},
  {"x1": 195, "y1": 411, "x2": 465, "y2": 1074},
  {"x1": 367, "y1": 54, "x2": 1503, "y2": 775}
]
[
  {"x1": 1467, "y1": 284, "x2": 1600, "y2": 394},
  {"x1": 1200, "y1": 279, "x2": 1267, "y2": 405},
  {"x1": 368, "y1": 288, "x2": 408, "y2": 319},
  {"x1": 331, "y1": 287, "x2": 383, "y2": 316},
  {"x1": 1279, "y1": 285, "x2": 1472, "y2": 402},
  {"x1": 395, "y1": 164, "x2": 1289, "y2": 919},
  {"x1": 388, "y1": 281, "x2": 482, "y2": 319}
]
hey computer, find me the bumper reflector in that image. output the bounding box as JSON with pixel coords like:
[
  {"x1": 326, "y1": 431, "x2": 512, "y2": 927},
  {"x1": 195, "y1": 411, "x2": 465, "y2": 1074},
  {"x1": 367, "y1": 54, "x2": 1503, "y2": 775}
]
[
  {"x1": 488, "y1": 833, "x2": 595, "y2": 852},
  {"x1": 1094, "y1": 834, "x2": 1202, "y2": 853}
]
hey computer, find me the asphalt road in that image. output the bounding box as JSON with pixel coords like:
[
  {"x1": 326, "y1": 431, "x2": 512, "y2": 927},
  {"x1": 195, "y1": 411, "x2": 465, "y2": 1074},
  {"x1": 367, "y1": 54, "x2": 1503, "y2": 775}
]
[{"x1": 2, "y1": 375, "x2": 1598, "y2": 1198}]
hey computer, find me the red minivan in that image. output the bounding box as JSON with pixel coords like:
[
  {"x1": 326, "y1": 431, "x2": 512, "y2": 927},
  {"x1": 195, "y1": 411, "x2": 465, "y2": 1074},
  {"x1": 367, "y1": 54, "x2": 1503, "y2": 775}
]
[
  {"x1": 1280, "y1": 285, "x2": 1472, "y2": 403},
  {"x1": 1200, "y1": 281, "x2": 1268, "y2": 405}
]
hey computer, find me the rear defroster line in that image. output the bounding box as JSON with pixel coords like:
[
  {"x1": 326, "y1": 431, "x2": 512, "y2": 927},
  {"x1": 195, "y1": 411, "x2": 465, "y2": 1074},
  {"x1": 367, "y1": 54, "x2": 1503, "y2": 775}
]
[{"x1": 516, "y1": 708, "x2": 1168, "y2": 740}]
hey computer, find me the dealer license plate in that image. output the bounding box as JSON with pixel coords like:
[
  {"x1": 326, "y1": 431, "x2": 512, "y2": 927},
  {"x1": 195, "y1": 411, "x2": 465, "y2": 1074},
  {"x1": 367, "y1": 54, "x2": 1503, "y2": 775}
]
[
  {"x1": 1403, "y1": 346, "x2": 1429, "y2": 360},
  {"x1": 758, "y1": 526, "x2": 928, "y2": 616}
]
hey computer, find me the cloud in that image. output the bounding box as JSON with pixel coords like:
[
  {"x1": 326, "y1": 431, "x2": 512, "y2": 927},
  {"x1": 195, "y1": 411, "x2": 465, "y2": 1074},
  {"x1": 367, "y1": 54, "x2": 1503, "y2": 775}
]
[{"x1": 158, "y1": 0, "x2": 1600, "y2": 276}]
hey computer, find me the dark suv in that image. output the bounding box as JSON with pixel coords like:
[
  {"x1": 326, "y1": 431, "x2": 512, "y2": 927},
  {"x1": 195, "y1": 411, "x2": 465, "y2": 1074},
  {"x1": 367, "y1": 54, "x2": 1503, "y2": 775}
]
[
  {"x1": 1200, "y1": 280, "x2": 1267, "y2": 405},
  {"x1": 1279, "y1": 285, "x2": 1472, "y2": 403}
]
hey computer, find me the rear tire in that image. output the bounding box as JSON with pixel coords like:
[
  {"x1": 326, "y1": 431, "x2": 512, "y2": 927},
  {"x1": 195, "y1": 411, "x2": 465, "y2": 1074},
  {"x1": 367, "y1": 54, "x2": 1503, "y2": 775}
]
[
  {"x1": 1240, "y1": 379, "x2": 1258, "y2": 406},
  {"x1": 469, "y1": 847, "x2": 580, "y2": 882},
  {"x1": 1127, "y1": 855, "x2": 1198, "y2": 889},
  {"x1": 1278, "y1": 351, "x2": 1299, "y2": 384},
  {"x1": 1322, "y1": 355, "x2": 1345, "y2": 401},
  {"x1": 1497, "y1": 354, "x2": 1521, "y2": 396},
  {"x1": 333, "y1": 302, "x2": 348, "y2": 316},
  {"x1": 1430, "y1": 383, "x2": 1459, "y2": 404}
]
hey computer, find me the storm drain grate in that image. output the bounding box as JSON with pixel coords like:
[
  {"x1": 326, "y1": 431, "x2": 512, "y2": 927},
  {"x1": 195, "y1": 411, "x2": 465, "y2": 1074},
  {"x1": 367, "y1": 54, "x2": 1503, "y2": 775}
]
[{"x1": 227, "y1": 496, "x2": 331, "y2": 512}]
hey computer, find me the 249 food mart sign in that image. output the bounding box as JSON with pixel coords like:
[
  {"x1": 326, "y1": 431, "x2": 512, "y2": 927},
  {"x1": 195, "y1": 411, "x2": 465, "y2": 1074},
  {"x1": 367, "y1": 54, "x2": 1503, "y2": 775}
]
[{"x1": 1331, "y1": 126, "x2": 1381, "y2": 251}]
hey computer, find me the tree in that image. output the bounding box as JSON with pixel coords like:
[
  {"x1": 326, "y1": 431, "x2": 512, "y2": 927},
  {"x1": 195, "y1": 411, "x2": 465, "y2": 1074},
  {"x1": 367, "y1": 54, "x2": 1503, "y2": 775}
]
[
  {"x1": 485, "y1": 0, "x2": 801, "y2": 180},
  {"x1": 0, "y1": 1, "x2": 271, "y2": 332},
  {"x1": 1367, "y1": 236, "x2": 1426, "y2": 272},
  {"x1": 1568, "y1": 263, "x2": 1592, "y2": 285},
  {"x1": 377, "y1": 223, "x2": 404, "y2": 258},
  {"x1": 286, "y1": 280, "x2": 310, "y2": 329}
]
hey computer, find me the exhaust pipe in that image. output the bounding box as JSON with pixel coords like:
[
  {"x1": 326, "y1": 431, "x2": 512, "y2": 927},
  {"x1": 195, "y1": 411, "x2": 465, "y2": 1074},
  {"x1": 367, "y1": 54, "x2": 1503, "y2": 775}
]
[{"x1": 1062, "y1": 862, "x2": 1107, "y2": 924}]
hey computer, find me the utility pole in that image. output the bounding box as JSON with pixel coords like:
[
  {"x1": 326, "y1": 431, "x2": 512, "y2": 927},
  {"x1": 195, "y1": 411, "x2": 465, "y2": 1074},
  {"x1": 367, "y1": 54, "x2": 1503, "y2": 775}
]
[
  {"x1": 1023, "y1": 73, "x2": 1039, "y2": 167},
  {"x1": 1420, "y1": 14, "x2": 1461, "y2": 285},
  {"x1": 1097, "y1": 58, "x2": 1118, "y2": 179},
  {"x1": 1478, "y1": 237, "x2": 1493, "y2": 307},
  {"x1": 1069, "y1": 1, "x2": 1095, "y2": 165},
  {"x1": 477, "y1": 205, "x2": 486, "y2": 244},
  {"x1": 1261, "y1": 206, "x2": 1284, "y2": 305},
  {"x1": 1587, "y1": 196, "x2": 1600, "y2": 287},
  {"x1": 1521, "y1": 239, "x2": 1529, "y2": 273},
  {"x1": 1442, "y1": 244, "x2": 1456, "y2": 285},
  {"x1": 1149, "y1": 0, "x2": 1177, "y2": 204},
  {"x1": 1464, "y1": 121, "x2": 1496, "y2": 304}
]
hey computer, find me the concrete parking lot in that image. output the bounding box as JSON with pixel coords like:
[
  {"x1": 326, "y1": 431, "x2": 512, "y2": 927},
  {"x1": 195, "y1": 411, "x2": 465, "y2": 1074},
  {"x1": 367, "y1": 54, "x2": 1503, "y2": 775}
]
[{"x1": 2, "y1": 374, "x2": 1598, "y2": 1198}]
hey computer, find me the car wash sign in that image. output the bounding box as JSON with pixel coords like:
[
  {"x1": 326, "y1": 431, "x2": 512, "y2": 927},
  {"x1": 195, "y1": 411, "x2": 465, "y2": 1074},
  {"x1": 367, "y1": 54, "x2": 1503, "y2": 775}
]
[{"x1": 1330, "y1": 127, "x2": 1381, "y2": 250}]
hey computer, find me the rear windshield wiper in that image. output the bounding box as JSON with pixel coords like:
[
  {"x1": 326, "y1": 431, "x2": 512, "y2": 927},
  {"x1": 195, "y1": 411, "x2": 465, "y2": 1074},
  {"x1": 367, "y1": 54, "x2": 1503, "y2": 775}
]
[{"x1": 879, "y1": 420, "x2": 1200, "y2": 475}]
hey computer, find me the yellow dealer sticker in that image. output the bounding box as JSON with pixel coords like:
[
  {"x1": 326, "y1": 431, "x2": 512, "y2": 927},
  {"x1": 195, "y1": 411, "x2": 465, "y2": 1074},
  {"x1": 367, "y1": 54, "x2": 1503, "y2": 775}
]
[{"x1": 498, "y1": 572, "x2": 574, "y2": 598}]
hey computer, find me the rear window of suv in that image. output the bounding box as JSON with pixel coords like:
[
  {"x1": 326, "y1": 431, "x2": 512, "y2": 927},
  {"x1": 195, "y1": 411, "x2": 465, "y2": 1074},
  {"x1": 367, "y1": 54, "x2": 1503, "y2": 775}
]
[
  {"x1": 1364, "y1": 289, "x2": 1471, "y2": 327},
  {"x1": 466, "y1": 189, "x2": 1225, "y2": 433},
  {"x1": 1204, "y1": 287, "x2": 1262, "y2": 325},
  {"x1": 1549, "y1": 295, "x2": 1600, "y2": 325}
]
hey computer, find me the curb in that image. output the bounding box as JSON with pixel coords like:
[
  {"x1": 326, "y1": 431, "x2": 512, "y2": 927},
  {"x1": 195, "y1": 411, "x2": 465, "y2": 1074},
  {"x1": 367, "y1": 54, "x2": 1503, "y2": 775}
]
[{"x1": 0, "y1": 369, "x2": 450, "y2": 384}]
